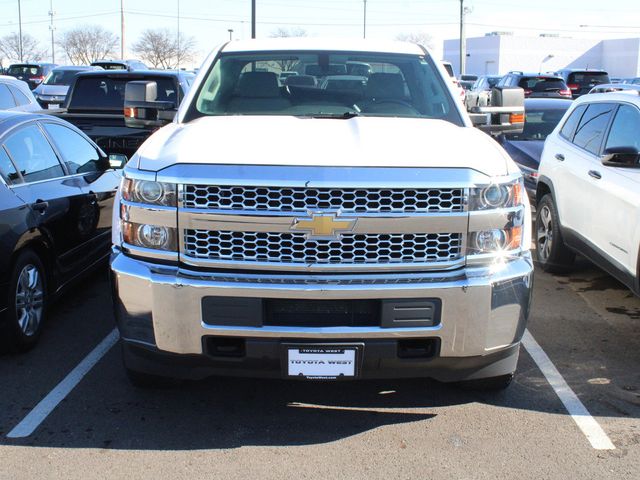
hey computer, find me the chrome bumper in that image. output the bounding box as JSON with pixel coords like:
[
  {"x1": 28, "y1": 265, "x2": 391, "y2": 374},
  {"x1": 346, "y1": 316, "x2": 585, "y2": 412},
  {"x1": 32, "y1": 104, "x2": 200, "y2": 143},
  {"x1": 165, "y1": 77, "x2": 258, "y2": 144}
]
[{"x1": 110, "y1": 249, "x2": 533, "y2": 358}]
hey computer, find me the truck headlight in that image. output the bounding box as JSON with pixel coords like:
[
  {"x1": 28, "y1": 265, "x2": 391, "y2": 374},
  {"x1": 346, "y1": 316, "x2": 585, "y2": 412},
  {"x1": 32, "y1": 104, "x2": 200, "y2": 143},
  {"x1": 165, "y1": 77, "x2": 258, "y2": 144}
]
[
  {"x1": 467, "y1": 177, "x2": 528, "y2": 261},
  {"x1": 122, "y1": 221, "x2": 177, "y2": 251},
  {"x1": 470, "y1": 179, "x2": 523, "y2": 210},
  {"x1": 121, "y1": 178, "x2": 177, "y2": 206}
]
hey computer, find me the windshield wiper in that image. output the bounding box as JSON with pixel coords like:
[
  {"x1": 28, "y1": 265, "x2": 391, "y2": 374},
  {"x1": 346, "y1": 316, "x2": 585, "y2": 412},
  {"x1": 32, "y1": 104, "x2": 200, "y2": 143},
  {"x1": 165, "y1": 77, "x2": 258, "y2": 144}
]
[{"x1": 307, "y1": 111, "x2": 360, "y2": 119}]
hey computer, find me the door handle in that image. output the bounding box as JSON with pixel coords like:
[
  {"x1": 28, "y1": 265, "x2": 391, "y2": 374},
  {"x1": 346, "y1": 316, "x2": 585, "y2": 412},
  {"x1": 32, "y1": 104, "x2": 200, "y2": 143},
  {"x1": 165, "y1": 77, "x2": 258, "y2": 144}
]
[
  {"x1": 588, "y1": 170, "x2": 602, "y2": 180},
  {"x1": 31, "y1": 200, "x2": 49, "y2": 213},
  {"x1": 555, "y1": 153, "x2": 565, "y2": 161}
]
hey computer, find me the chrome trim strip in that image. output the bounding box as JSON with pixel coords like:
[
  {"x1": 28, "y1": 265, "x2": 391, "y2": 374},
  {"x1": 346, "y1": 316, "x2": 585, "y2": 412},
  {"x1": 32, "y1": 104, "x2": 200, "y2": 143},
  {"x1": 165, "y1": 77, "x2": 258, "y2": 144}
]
[
  {"x1": 178, "y1": 254, "x2": 465, "y2": 272},
  {"x1": 198, "y1": 323, "x2": 444, "y2": 339},
  {"x1": 121, "y1": 200, "x2": 177, "y2": 227},
  {"x1": 123, "y1": 242, "x2": 179, "y2": 261},
  {"x1": 178, "y1": 210, "x2": 469, "y2": 234},
  {"x1": 468, "y1": 206, "x2": 525, "y2": 231},
  {"x1": 155, "y1": 164, "x2": 500, "y2": 188}
]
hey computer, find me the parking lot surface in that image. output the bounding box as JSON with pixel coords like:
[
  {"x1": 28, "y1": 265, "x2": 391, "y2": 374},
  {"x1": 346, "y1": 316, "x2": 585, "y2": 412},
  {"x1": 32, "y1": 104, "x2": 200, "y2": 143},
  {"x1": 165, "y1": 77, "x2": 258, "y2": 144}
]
[{"x1": 1, "y1": 260, "x2": 639, "y2": 480}]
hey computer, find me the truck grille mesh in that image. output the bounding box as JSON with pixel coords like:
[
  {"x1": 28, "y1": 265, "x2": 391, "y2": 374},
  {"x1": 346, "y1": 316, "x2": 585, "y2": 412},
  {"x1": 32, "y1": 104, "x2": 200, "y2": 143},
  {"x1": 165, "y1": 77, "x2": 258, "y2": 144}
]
[
  {"x1": 183, "y1": 185, "x2": 464, "y2": 213},
  {"x1": 183, "y1": 230, "x2": 463, "y2": 265}
]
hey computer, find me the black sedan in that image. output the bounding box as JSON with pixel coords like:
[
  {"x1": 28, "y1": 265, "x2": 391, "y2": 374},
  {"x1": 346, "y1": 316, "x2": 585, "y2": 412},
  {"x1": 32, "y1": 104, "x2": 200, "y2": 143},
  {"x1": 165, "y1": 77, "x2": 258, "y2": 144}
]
[
  {"x1": 497, "y1": 98, "x2": 573, "y2": 202},
  {"x1": 0, "y1": 112, "x2": 123, "y2": 352}
]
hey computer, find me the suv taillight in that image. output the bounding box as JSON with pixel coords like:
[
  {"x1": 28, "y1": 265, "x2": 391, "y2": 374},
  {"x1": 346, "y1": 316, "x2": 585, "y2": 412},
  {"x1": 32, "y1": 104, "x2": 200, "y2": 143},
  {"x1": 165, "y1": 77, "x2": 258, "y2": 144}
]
[
  {"x1": 523, "y1": 89, "x2": 532, "y2": 97},
  {"x1": 31, "y1": 75, "x2": 45, "y2": 84},
  {"x1": 559, "y1": 89, "x2": 572, "y2": 97},
  {"x1": 567, "y1": 83, "x2": 579, "y2": 91}
]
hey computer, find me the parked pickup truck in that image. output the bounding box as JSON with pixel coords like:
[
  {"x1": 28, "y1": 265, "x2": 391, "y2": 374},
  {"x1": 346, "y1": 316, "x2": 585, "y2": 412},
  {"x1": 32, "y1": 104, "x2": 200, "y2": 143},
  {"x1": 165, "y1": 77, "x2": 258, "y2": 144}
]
[
  {"x1": 47, "y1": 70, "x2": 194, "y2": 160},
  {"x1": 111, "y1": 39, "x2": 532, "y2": 389}
]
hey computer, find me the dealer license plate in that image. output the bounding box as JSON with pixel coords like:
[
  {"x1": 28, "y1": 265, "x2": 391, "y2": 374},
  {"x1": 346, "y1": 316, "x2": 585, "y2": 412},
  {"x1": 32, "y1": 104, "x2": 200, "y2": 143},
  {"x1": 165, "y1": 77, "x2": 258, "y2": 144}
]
[{"x1": 287, "y1": 347, "x2": 357, "y2": 379}]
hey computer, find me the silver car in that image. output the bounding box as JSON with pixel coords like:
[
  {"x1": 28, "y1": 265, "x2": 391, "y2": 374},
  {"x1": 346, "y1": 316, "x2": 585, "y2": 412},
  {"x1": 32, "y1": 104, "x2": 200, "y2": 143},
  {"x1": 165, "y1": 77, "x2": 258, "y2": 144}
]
[
  {"x1": 33, "y1": 65, "x2": 102, "y2": 109},
  {"x1": 0, "y1": 75, "x2": 41, "y2": 112}
]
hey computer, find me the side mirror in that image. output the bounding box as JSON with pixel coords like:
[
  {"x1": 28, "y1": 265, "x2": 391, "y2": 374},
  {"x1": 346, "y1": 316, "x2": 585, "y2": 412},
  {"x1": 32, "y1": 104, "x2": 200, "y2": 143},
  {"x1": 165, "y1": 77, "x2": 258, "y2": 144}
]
[
  {"x1": 124, "y1": 81, "x2": 176, "y2": 129},
  {"x1": 109, "y1": 153, "x2": 128, "y2": 169},
  {"x1": 601, "y1": 147, "x2": 640, "y2": 168},
  {"x1": 468, "y1": 86, "x2": 525, "y2": 136}
]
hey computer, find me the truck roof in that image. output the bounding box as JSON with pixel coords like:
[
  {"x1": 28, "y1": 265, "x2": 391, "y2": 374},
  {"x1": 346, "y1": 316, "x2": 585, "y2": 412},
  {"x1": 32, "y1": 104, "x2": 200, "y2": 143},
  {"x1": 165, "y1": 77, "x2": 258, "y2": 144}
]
[{"x1": 221, "y1": 38, "x2": 426, "y2": 56}]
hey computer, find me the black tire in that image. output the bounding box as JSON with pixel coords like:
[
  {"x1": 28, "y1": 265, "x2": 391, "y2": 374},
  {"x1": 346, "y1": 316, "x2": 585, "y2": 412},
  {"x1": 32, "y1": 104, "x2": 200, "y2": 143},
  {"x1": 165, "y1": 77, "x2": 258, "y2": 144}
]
[
  {"x1": 535, "y1": 194, "x2": 575, "y2": 273},
  {"x1": 455, "y1": 373, "x2": 514, "y2": 391},
  {"x1": 1, "y1": 249, "x2": 48, "y2": 353}
]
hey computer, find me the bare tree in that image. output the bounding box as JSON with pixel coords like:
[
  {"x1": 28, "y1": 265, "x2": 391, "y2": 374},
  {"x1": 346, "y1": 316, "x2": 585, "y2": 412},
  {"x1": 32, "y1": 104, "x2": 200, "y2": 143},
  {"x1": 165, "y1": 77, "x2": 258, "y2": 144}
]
[
  {"x1": 131, "y1": 29, "x2": 196, "y2": 69},
  {"x1": 0, "y1": 32, "x2": 46, "y2": 63},
  {"x1": 59, "y1": 25, "x2": 118, "y2": 65},
  {"x1": 395, "y1": 32, "x2": 434, "y2": 50},
  {"x1": 267, "y1": 28, "x2": 308, "y2": 73}
]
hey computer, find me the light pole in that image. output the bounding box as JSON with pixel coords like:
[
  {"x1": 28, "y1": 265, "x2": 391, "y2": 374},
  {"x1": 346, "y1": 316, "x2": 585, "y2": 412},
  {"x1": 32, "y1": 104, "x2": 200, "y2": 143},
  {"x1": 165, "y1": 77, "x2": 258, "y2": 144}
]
[
  {"x1": 120, "y1": 0, "x2": 125, "y2": 59},
  {"x1": 251, "y1": 0, "x2": 256, "y2": 39},
  {"x1": 228, "y1": 29, "x2": 234, "y2": 41},
  {"x1": 48, "y1": 0, "x2": 55, "y2": 63},
  {"x1": 363, "y1": 0, "x2": 367, "y2": 39},
  {"x1": 459, "y1": 0, "x2": 467, "y2": 76},
  {"x1": 17, "y1": 0, "x2": 23, "y2": 62}
]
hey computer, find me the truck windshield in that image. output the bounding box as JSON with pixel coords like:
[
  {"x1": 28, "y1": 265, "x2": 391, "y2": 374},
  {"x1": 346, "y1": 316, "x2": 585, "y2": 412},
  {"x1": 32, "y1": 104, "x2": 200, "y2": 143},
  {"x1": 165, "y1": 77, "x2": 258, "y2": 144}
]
[
  {"x1": 68, "y1": 76, "x2": 179, "y2": 111},
  {"x1": 191, "y1": 51, "x2": 462, "y2": 124}
]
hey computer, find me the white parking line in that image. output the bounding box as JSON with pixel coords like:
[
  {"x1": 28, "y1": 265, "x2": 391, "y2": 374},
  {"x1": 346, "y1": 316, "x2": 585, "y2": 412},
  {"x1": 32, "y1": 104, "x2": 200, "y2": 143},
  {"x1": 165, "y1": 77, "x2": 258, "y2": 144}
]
[
  {"x1": 7, "y1": 329, "x2": 119, "y2": 439},
  {"x1": 522, "y1": 329, "x2": 615, "y2": 450}
]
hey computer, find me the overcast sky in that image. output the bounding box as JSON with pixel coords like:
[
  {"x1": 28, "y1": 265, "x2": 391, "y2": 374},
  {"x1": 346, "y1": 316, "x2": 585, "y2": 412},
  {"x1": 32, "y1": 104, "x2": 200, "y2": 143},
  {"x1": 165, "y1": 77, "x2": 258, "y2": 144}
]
[{"x1": 2, "y1": 0, "x2": 639, "y2": 66}]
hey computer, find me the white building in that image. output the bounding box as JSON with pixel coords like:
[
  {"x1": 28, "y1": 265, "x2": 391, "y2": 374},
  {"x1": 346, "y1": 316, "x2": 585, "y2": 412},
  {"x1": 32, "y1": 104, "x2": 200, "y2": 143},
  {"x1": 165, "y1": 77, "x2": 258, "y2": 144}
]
[{"x1": 443, "y1": 33, "x2": 640, "y2": 78}]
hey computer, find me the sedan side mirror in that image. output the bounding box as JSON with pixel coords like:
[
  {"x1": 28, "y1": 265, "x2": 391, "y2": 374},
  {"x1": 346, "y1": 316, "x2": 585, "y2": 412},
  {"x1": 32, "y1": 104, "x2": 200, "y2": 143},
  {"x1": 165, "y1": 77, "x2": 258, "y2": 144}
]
[
  {"x1": 109, "y1": 153, "x2": 128, "y2": 169},
  {"x1": 124, "y1": 81, "x2": 176, "y2": 129},
  {"x1": 601, "y1": 147, "x2": 640, "y2": 168}
]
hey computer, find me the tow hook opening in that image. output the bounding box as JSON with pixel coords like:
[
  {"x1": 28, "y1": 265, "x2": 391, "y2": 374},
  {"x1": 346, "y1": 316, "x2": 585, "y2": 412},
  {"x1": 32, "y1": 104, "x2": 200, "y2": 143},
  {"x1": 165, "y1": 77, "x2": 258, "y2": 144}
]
[{"x1": 397, "y1": 338, "x2": 440, "y2": 359}]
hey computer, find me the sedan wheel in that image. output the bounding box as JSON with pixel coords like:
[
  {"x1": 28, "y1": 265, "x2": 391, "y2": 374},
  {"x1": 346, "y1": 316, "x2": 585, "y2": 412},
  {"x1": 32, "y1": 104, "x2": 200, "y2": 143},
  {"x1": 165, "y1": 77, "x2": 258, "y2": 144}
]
[
  {"x1": 1, "y1": 249, "x2": 48, "y2": 352},
  {"x1": 15, "y1": 264, "x2": 45, "y2": 337}
]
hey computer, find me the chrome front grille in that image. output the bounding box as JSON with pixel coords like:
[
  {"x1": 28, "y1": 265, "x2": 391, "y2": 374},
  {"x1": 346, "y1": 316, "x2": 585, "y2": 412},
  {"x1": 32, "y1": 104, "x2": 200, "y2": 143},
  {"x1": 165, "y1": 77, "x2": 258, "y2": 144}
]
[
  {"x1": 183, "y1": 185, "x2": 464, "y2": 214},
  {"x1": 183, "y1": 230, "x2": 463, "y2": 265}
]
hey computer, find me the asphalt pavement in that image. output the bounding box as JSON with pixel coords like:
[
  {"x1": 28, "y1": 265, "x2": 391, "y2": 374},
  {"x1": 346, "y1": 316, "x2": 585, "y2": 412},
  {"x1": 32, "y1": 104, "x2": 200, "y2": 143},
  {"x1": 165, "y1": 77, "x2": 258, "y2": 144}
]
[{"x1": 0, "y1": 259, "x2": 638, "y2": 480}]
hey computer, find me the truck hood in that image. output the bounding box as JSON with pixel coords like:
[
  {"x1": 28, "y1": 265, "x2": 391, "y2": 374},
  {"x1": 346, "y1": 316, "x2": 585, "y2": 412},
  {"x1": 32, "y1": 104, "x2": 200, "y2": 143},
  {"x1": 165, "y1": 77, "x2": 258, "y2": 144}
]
[{"x1": 136, "y1": 116, "x2": 514, "y2": 177}]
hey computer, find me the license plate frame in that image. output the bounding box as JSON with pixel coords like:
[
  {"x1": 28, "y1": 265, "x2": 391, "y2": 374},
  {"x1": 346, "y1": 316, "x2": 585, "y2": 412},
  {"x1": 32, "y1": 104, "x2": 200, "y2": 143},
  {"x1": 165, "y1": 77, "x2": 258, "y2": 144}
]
[{"x1": 283, "y1": 343, "x2": 363, "y2": 380}]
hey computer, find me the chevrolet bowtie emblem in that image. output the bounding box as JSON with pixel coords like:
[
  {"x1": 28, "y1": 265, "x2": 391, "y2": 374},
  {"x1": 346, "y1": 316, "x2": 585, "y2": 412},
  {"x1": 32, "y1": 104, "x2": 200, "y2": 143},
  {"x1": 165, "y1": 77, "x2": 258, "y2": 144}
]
[{"x1": 291, "y1": 213, "x2": 357, "y2": 239}]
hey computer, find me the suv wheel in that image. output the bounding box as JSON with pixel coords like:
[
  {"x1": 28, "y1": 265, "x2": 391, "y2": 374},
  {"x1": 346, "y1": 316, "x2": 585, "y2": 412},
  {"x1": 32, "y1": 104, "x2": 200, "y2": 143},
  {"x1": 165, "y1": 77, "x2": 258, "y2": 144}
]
[
  {"x1": 535, "y1": 194, "x2": 575, "y2": 272},
  {"x1": 1, "y1": 249, "x2": 47, "y2": 352}
]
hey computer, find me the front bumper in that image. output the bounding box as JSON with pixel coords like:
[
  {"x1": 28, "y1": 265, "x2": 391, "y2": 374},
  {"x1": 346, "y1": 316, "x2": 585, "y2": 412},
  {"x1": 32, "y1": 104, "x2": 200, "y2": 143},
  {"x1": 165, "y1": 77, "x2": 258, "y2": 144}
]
[{"x1": 110, "y1": 250, "x2": 533, "y2": 381}]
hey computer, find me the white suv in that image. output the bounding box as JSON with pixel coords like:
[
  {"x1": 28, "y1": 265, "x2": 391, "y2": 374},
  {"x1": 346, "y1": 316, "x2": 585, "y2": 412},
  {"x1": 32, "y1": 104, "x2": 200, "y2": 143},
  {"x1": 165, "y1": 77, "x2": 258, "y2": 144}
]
[{"x1": 536, "y1": 86, "x2": 640, "y2": 294}]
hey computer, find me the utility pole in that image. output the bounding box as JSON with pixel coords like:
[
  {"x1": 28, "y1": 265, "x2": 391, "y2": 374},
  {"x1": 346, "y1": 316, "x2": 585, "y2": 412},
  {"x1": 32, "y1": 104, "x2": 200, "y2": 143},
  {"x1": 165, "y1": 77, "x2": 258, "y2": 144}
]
[
  {"x1": 459, "y1": 0, "x2": 466, "y2": 76},
  {"x1": 120, "y1": 0, "x2": 125, "y2": 59},
  {"x1": 18, "y1": 0, "x2": 23, "y2": 62},
  {"x1": 48, "y1": 0, "x2": 55, "y2": 63},
  {"x1": 251, "y1": 0, "x2": 256, "y2": 39},
  {"x1": 363, "y1": 0, "x2": 367, "y2": 39},
  {"x1": 177, "y1": 0, "x2": 180, "y2": 69}
]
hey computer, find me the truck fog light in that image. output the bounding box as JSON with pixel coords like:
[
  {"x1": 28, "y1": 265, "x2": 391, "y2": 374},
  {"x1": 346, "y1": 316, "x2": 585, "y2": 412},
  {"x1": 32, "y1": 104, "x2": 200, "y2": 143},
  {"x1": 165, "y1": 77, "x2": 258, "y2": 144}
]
[
  {"x1": 122, "y1": 221, "x2": 177, "y2": 251},
  {"x1": 474, "y1": 229, "x2": 507, "y2": 251},
  {"x1": 138, "y1": 224, "x2": 169, "y2": 249}
]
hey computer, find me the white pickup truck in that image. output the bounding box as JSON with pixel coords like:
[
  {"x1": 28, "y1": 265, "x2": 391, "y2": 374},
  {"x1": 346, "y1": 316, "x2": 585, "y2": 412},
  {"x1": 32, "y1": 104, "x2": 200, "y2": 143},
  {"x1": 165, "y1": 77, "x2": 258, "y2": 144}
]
[{"x1": 111, "y1": 38, "x2": 532, "y2": 389}]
